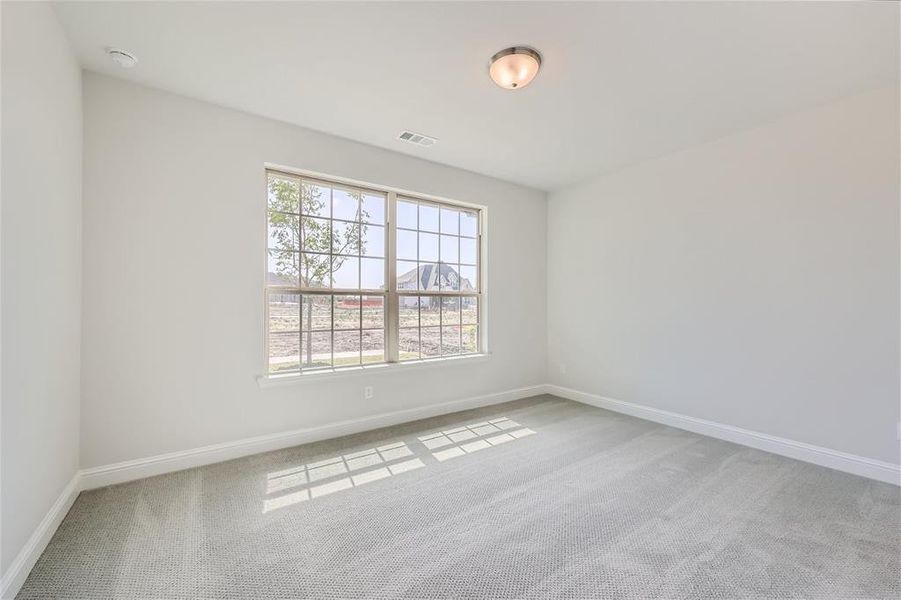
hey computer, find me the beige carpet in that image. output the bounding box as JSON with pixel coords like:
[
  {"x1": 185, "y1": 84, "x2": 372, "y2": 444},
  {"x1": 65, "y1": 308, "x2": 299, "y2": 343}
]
[{"x1": 17, "y1": 395, "x2": 901, "y2": 599}]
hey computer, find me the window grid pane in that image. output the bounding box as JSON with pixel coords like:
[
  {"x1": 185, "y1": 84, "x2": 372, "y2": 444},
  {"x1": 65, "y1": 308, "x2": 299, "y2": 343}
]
[
  {"x1": 399, "y1": 327, "x2": 420, "y2": 361},
  {"x1": 362, "y1": 329, "x2": 385, "y2": 364},
  {"x1": 396, "y1": 198, "x2": 478, "y2": 293},
  {"x1": 294, "y1": 179, "x2": 388, "y2": 292},
  {"x1": 395, "y1": 294, "x2": 479, "y2": 362}
]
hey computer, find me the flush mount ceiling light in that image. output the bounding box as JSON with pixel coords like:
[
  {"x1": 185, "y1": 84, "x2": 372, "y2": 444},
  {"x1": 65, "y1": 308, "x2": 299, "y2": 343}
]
[
  {"x1": 106, "y1": 47, "x2": 138, "y2": 69},
  {"x1": 489, "y1": 46, "x2": 541, "y2": 90}
]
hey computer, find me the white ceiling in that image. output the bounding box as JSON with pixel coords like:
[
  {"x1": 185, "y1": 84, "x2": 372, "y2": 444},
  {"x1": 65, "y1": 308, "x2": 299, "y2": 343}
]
[{"x1": 53, "y1": 1, "x2": 898, "y2": 191}]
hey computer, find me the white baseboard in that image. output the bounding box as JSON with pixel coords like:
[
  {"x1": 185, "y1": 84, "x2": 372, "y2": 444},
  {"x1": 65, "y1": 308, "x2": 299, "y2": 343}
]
[
  {"x1": 546, "y1": 384, "x2": 901, "y2": 486},
  {"x1": 80, "y1": 384, "x2": 548, "y2": 490},
  {"x1": 0, "y1": 472, "x2": 81, "y2": 600}
]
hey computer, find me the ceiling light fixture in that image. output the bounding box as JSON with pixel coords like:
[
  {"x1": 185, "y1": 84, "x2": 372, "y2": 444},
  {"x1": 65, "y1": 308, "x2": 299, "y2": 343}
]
[
  {"x1": 489, "y1": 46, "x2": 541, "y2": 90},
  {"x1": 107, "y1": 47, "x2": 138, "y2": 69}
]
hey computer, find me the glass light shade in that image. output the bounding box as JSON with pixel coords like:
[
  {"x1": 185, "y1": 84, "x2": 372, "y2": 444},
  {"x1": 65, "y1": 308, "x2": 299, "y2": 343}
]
[{"x1": 489, "y1": 47, "x2": 541, "y2": 90}]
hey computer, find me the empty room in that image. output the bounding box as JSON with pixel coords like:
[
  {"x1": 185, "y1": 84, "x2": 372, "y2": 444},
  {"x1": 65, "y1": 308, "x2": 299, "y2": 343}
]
[{"x1": 2, "y1": 1, "x2": 899, "y2": 598}]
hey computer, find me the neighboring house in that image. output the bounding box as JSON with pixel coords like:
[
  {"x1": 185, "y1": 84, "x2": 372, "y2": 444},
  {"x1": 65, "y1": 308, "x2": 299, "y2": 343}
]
[
  {"x1": 397, "y1": 262, "x2": 473, "y2": 307},
  {"x1": 397, "y1": 262, "x2": 473, "y2": 291}
]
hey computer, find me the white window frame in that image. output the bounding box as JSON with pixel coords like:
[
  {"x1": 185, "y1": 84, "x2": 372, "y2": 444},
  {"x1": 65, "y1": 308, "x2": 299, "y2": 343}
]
[{"x1": 262, "y1": 165, "x2": 487, "y2": 380}]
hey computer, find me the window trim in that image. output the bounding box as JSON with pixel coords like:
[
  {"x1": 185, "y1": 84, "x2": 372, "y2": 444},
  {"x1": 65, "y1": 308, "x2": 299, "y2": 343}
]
[
  {"x1": 262, "y1": 164, "x2": 488, "y2": 379},
  {"x1": 257, "y1": 353, "x2": 492, "y2": 388}
]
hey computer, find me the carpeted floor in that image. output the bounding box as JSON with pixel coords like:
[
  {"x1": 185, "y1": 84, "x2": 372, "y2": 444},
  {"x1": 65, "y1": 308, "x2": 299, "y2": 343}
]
[{"x1": 17, "y1": 395, "x2": 901, "y2": 599}]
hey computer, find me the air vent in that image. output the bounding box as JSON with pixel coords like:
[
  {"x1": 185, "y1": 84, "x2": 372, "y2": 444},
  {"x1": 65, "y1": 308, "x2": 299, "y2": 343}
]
[{"x1": 398, "y1": 130, "x2": 438, "y2": 147}]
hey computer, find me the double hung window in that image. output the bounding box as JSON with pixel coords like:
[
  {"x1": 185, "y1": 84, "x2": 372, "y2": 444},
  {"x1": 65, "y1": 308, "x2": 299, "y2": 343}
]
[{"x1": 265, "y1": 170, "x2": 482, "y2": 374}]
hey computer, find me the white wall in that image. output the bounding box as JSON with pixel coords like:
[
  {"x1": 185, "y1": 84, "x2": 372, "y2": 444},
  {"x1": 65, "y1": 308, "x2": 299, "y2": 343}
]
[
  {"x1": 548, "y1": 86, "x2": 900, "y2": 465},
  {"x1": 81, "y1": 73, "x2": 547, "y2": 469},
  {"x1": 1, "y1": 1, "x2": 82, "y2": 577}
]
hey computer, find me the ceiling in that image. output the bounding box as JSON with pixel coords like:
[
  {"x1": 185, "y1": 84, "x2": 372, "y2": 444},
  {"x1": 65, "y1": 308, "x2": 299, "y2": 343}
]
[{"x1": 53, "y1": 1, "x2": 899, "y2": 191}]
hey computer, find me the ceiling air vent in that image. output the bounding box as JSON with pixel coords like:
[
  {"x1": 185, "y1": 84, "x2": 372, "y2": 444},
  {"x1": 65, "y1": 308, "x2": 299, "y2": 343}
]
[{"x1": 398, "y1": 130, "x2": 438, "y2": 148}]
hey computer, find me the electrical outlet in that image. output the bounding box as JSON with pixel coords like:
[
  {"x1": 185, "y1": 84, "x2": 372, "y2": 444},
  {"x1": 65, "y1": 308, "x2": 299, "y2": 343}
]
[
  {"x1": 559, "y1": 363, "x2": 567, "y2": 375},
  {"x1": 364, "y1": 386, "x2": 374, "y2": 400}
]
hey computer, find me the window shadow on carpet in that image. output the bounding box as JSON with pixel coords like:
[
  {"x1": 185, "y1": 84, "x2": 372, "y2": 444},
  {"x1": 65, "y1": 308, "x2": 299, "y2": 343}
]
[{"x1": 263, "y1": 415, "x2": 537, "y2": 513}]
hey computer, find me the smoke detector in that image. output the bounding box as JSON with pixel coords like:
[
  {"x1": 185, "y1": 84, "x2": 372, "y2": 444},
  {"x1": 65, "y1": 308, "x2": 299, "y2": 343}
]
[
  {"x1": 397, "y1": 130, "x2": 438, "y2": 148},
  {"x1": 107, "y1": 47, "x2": 138, "y2": 69}
]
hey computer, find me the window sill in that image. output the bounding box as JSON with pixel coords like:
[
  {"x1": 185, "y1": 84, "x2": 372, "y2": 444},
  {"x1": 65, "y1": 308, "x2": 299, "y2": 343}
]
[{"x1": 257, "y1": 353, "x2": 491, "y2": 389}]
